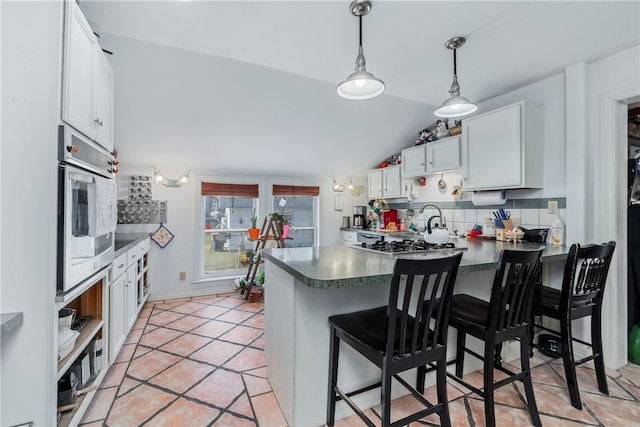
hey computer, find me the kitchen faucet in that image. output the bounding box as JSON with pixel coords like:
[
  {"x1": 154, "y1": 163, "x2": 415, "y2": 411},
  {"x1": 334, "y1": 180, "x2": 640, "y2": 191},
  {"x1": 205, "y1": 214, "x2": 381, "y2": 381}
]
[{"x1": 418, "y1": 203, "x2": 447, "y2": 228}]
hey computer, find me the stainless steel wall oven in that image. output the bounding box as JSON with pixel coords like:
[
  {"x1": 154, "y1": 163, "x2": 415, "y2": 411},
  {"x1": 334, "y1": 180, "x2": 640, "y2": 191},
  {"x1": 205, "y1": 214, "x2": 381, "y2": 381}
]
[{"x1": 57, "y1": 125, "x2": 117, "y2": 293}]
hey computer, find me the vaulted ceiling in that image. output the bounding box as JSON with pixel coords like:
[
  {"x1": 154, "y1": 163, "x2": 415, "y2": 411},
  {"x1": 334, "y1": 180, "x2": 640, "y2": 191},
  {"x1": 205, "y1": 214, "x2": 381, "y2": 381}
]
[{"x1": 80, "y1": 1, "x2": 640, "y2": 178}]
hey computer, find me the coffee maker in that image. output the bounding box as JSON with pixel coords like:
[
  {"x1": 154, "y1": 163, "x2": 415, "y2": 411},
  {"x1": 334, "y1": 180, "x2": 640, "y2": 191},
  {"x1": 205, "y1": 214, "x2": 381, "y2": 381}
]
[{"x1": 352, "y1": 206, "x2": 366, "y2": 229}]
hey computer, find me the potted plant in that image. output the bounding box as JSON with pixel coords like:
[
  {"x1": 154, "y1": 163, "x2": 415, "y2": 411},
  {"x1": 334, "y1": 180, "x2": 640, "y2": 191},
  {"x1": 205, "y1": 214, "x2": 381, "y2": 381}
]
[
  {"x1": 248, "y1": 210, "x2": 260, "y2": 239},
  {"x1": 281, "y1": 215, "x2": 291, "y2": 239}
]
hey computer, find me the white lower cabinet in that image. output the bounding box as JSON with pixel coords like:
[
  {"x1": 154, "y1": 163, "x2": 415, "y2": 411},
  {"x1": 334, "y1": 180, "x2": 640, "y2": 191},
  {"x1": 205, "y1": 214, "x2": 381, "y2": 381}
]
[
  {"x1": 125, "y1": 267, "x2": 137, "y2": 331},
  {"x1": 342, "y1": 230, "x2": 358, "y2": 245},
  {"x1": 109, "y1": 273, "x2": 126, "y2": 362},
  {"x1": 108, "y1": 237, "x2": 150, "y2": 363}
]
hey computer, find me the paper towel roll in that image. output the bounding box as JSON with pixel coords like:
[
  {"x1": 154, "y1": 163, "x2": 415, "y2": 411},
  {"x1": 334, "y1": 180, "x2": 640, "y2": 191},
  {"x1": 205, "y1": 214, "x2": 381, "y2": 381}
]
[{"x1": 472, "y1": 190, "x2": 507, "y2": 206}]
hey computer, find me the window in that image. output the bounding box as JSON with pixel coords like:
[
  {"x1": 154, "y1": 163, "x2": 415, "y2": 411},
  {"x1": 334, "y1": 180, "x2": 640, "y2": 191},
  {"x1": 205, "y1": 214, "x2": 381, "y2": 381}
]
[
  {"x1": 201, "y1": 182, "x2": 258, "y2": 278},
  {"x1": 272, "y1": 185, "x2": 319, "y2": 248}
]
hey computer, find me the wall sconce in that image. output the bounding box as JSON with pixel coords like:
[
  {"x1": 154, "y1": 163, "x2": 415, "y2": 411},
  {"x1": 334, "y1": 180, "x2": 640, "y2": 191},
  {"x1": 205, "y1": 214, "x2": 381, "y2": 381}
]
[
  {"x1": 332, "y1": 177, "x2": 365, "y2": 196},
  {"x1": 154, "y1": 169, "x2": 189, "y2": 188}
]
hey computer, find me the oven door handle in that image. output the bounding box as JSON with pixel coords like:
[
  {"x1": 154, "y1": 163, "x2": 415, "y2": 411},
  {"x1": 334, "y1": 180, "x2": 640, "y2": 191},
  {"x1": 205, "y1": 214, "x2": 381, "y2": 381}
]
[{"x1": 69, "y1": 172, "x2": 95, "y2": 184}]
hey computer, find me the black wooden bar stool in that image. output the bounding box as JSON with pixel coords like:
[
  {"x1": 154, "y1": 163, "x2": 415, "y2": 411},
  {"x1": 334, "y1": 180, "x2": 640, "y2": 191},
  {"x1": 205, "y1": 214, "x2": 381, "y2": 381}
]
[
  {"x1": 326, "y1": 252, "x2": 463, "y2": 427},
  {"x1": 530, "y1": 241, "x2": 616, "y2": 410},
  {"x1": 424, "y1": 248, "x2": 543, "y2": 427}
]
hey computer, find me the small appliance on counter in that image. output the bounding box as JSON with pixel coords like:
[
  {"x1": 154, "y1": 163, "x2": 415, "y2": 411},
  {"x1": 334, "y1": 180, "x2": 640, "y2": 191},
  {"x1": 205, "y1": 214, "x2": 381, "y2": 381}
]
[
  {"x1": 353, "y1": 206, "x2": 367, "y2": 229},
  {"x1": 381, "y1": 209, "x2": 398, "y2": 229}
]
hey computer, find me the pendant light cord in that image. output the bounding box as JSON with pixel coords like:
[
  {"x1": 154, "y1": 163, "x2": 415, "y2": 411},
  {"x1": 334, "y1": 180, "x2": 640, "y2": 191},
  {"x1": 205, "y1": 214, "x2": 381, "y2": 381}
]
[
  {"x1": 453, "y1": 47, "x2": 457, "y2": 76},
  {"x1": 359, "y1": 15, "x2": 363, "y2": 48}
]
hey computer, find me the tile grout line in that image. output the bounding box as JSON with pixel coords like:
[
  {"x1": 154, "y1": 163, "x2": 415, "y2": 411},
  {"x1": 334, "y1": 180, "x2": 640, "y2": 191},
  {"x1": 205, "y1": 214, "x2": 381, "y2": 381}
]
[{"x1": 101, "y1": 295, "x2": 266, "y2": 426}]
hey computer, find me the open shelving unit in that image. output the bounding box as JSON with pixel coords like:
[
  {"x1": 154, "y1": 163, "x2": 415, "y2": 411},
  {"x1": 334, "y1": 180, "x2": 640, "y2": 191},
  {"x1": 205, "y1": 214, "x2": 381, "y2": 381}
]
[{"x1": 55, "y1": 269, "x2": 108, "y2": 426}]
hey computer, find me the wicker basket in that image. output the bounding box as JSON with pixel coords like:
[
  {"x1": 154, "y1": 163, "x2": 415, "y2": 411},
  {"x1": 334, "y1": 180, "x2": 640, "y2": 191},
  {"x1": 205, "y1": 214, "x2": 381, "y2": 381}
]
[{"x1": 449, "y1": 126, "x2": 462, "y2": 136}]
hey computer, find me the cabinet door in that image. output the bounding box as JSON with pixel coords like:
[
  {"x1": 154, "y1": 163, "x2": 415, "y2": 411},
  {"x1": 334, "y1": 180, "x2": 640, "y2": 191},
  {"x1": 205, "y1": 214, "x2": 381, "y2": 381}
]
[
  {"x1": 426, "y1": 136, "x2": 461, "y2": 173},
  {"x1": 368, "y1": 170, "x2": 383, "y2": 199},
  {"x1": 92, "y1": 48, "x2": 114, "y2": 152},
  {"x1": 401, "y1": 145, "x2": 427, "y2": 177},
  {"x1": 382, "y1": 166, "x2": 402, "y2": 198},
  {"x1": 62, "y1": 1, "x2": 96, "y2": 138},
  {"x1": 125, "y1": 267, "x2": 137, "y2": 330},
  {"x1": 462, "y1": 103, "x2": 522, "y2": 190},
  {"x1": 109, "y1": 273, "x2": 126, "y2": 362}
]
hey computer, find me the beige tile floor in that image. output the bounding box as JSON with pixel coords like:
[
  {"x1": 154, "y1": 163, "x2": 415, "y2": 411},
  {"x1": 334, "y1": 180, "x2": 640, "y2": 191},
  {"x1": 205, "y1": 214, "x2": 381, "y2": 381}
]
[{"x1": 80, "y1": 293, "x2": 640, "y2": 426}]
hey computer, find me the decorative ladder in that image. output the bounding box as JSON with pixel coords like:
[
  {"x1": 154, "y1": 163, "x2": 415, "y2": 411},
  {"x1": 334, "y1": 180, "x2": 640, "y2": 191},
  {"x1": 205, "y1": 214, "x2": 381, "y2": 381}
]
[{"x1": 242, "y1": 215, "x2": 285, "y2": 300}]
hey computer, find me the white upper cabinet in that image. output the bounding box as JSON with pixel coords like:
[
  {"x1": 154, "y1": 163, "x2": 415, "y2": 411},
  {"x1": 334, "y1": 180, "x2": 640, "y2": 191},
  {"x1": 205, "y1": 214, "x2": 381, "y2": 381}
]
[
  {"x1": 92, "y1": 48, "x2": 114, "y2": 149},
  {"x1": 401, "y1": 145, "x2": 427, "y2": 177},
  {"x1": 62, "y1": 1, "x2": 114, "y2": 152},
  {"x1": 62, "y1": 1, "x2": 94, "y2": 137},
  {"x1": 401, "y1": 136, "x2": 461, "y2": 177},
  {"x1": 461, "y1": 101, "x2": 543, "y2": 191},
  {"x1": 368, "y1": 165, "x2": 402, "y2": 198},
  {"x1": 425, "y1": 136, "x2": 461, "y2": 174}
]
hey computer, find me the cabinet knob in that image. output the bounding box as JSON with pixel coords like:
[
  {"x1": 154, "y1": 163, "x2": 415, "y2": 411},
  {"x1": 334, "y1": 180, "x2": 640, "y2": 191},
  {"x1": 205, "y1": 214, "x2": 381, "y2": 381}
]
[
  {"x1": 463, "y1": 177, "x2": 467, "y2": 181},
  {"x1": 118, "y1": 264, "x2": 124, "y2": 268},
  {"x1": 429, "y1": 161, "x2": 433, "y2": 165},
  {"x1": 94, "y1": 118, "x2": 103, "y2": 126}
]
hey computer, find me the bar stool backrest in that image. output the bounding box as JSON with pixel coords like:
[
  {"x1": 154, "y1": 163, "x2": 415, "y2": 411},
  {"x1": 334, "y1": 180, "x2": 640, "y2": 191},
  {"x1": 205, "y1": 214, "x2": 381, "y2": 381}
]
[
  {"x1": 386, "y1": 252, "x2": 463, "y2": 361},
  {"x1": 489, "y1": 249, "x2": 544, "y2": 335},
  {"x1": 562, "y1": 241, "x2": 616, "y2": 315}
]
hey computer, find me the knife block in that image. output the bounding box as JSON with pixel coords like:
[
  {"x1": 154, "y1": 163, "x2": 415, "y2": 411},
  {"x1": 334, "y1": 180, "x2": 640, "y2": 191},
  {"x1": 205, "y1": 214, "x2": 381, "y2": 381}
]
[{"x1": 496, "y1": 228, "x2": 507, "y2": 241}]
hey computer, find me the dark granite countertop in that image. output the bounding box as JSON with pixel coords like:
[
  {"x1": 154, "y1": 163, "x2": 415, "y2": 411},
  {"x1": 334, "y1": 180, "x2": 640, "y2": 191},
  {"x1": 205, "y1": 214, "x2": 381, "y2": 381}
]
[
  {"x1": 115, "y1": 233, "x2": 151, "y2": 256},
  {"x1": 262, "y1": 239, "x2": 570, "y2": 290}
]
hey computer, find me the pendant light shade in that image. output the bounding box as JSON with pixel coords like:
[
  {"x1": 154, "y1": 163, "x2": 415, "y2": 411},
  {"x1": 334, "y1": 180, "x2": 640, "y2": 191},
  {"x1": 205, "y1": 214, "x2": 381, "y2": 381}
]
[
  {"x1": 434, "y1": 37, "x2": 477, "y2": 118},
  {"x1": 337, "y1": 0, "x2": 385, "y2": 100}
]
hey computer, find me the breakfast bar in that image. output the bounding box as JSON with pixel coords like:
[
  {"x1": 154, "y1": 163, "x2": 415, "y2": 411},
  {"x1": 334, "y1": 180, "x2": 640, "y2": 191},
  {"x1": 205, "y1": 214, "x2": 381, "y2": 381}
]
[{"x1": 262, "y1": 240, "x2": 570, "y2": 427}]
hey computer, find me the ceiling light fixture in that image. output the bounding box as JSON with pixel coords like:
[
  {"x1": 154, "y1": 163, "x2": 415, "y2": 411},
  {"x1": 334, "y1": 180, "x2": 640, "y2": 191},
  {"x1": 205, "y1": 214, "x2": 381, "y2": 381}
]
[
  {"x1": 434, "y1": 37, "x2": 477, "y2": 118},
  {"x1": 337, "y1": 0, "x2": 385, "y2": 100},
  {"x1": 154, "y1": 169, "x2": 189, "y2": 188}
]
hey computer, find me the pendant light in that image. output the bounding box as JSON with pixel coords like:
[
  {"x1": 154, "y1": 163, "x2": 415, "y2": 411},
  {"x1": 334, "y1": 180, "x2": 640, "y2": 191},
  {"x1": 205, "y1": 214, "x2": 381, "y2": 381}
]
[
  {"x1": 337, "y1": 0, "x2": 385, "y2": 100},
  {"x1": 434, "y1": 37, "x2": 477, "y2": 118}
]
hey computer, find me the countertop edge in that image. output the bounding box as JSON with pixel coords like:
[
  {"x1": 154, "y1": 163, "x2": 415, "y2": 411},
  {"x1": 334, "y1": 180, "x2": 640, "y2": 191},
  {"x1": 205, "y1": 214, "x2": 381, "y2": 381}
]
[
  {"x1": 1, "y1": 312, "x2": 24, "y2": 333},
  {"x1": 263, "y1": 243, "x2": 568, "y2": 290},
  {"x1": 115, "y1": 233, "x2": 151, "y2": 257}
]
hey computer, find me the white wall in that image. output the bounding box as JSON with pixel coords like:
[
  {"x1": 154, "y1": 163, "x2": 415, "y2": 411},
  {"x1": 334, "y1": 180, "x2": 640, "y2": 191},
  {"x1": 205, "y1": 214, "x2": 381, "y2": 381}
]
[
  {"x1": 116, "y1": 167, "x2": 368, "y2": 299},
  {"x1": 0, "y1": 1, "x2": 62, "y2": 425}
]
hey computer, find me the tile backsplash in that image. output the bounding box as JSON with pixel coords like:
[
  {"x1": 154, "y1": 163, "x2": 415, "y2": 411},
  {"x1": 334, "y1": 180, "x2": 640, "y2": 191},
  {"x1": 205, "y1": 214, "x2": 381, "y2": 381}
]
[{"x1": 386, "y1": 198, "x2": 566, "y2": 235}]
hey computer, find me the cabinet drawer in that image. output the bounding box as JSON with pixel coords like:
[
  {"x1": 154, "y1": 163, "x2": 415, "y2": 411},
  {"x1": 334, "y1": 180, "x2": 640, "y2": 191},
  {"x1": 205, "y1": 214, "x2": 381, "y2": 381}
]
[
  {"x1": 138, "y1": 239, "x2": 149, "y2": 255},
  {"x1": 342, "y1": 231, "x2": 358, "y2": 244},
  {"x1": 126, "y1": 247, "x2": 140, "y2": 267},
  {"x1": 112, "y1": 253, "x2": 127, "y2": 279}
]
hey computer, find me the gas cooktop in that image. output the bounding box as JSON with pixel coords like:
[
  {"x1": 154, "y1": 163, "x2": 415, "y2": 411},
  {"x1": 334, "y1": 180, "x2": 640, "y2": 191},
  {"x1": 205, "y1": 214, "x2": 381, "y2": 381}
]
[{"x1": 349, "y1": 239, "x2": 466, "y2": 256}]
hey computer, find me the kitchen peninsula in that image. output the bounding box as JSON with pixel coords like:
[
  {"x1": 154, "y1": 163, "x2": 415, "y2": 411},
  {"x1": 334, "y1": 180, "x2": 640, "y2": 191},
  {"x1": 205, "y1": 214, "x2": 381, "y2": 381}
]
[{"x1": 262, "y1": 240, "x2": 570, "y2": 426}]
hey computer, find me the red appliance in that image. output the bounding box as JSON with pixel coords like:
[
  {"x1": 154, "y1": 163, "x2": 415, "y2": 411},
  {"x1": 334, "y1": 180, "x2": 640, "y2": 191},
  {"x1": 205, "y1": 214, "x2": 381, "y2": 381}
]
[{"x1": 381, "y1": 209, "x2": 398, "y2": 228}]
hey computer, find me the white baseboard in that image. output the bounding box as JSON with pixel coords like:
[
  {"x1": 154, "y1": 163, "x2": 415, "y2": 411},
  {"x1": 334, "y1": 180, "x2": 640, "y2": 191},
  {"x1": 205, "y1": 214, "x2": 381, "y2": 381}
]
[{"x1": 148, "y1": 283, "x2": 236, "y2": 302}]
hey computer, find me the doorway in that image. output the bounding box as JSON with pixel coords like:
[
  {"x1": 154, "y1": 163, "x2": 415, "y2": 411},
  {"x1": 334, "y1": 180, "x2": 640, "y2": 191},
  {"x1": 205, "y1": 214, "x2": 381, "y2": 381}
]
[
  {"x1": 600, "y1": 89, "x2": 640, "y2": 369},
  {"x1": 627, "y1": 103, "x2": 640, "y2": 338}
]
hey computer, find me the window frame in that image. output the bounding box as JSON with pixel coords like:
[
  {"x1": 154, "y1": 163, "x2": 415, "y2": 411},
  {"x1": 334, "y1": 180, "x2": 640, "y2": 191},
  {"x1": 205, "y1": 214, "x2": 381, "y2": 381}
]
[{"x1": 194, "y1": 176, "x2": 323, "y2": 284}]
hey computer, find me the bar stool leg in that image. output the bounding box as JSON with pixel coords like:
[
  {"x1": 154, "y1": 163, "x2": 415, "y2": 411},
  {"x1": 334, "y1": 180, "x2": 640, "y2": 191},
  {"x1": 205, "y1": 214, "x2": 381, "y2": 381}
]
[
  {"x1": 591, "y1": 308, "x2": 609, "y2": 396},
  {"x1": 326, "y1": 327, "x2": 340, "y2": 426},
  {"x1": 483, "y1": 338, "x2": 497, "y2": 427},
  {"x1": 560, "y1": 317, "x2": 582, "y2": 409},
  {"x1": 455, "y1": 330, "x2": 466, "y2": 378},
  {"x1": 521, "y1": 332, "x2": 542, "y2": 427},
  {"x1": 437, "y1": 359, "x2": 451, "y2": 427},
  {"x1": 381, "y1": 372, "x2": 392, "y2": 427}
]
